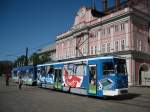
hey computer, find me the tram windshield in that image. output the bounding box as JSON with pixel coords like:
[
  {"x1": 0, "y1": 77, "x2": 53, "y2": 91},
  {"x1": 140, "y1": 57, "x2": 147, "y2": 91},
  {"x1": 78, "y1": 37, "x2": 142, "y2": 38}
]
[
  {"x1": 103, "y1": 62, "x2": 115, "y2": 76},
  {"x1": 114, "y1": 58, "x2": 127, "y2": 75}
]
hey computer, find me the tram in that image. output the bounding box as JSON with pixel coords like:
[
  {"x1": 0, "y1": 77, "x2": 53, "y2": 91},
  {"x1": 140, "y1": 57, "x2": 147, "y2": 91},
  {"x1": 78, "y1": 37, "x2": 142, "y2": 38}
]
[
  {"x1": 11, "y1": 66, "x2": 37, "y2": 85},
  {"x1": 37, "y1": 56, "x2": 128, "y2": 96}
]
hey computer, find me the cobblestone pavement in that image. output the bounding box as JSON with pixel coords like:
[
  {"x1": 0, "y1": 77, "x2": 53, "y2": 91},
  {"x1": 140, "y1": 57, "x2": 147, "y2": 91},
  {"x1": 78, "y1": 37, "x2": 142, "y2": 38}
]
[{"x1": 0, "y1": 77, "x2": 150, "y2": 112}]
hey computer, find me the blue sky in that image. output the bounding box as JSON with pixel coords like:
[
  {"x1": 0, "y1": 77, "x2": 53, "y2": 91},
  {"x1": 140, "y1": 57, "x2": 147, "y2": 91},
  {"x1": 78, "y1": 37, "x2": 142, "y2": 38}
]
[{"x1": 0, "y1": 0, "x2": 117, "y2": 61}]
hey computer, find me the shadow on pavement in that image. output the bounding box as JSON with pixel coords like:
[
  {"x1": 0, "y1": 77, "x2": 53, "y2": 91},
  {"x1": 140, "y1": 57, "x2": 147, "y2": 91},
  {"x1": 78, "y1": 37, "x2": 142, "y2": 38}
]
[
  {"x1": 86, "y1": 93, "x2": 141, "y2": 101},
  {"x1": 47, "y1": 88, "x2": 141, "y2": 101},
  {"x1": 103, "y1": 93, "x2": 141, "y2": 100}
]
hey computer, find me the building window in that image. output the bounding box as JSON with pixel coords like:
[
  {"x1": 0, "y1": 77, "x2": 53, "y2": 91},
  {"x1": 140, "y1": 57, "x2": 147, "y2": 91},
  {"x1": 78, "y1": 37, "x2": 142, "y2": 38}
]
[
  {"x1": 94, "y1": 46, "x2": 97, "y2": 54},
  {"x1": 91, "y1": 46, "x2": 94, "y2": 55},
  {"x1": 83, "y1": 47, "x2": 87, "y2": 55},
  {"x1": 91, "y1": 32, "x2": 98, "y2": 38},
  {"x1": 102, "y1": 44, "x2": 106, "y2": 53},
  {"x1": 95, "y1": 32, "x2": 98, "y2": 38},
  {"x1": 99, "y1": 45, "x2": 101, "y2": 54},
  {"x1": 98, "y1": 31, "x2": 101, "y2": 38},
  {"x1": 65, "y1": 50, "x2": 67, "y2": 59},
  {"x1": 121, "y1": 40, "x2": 125, "y2": 50},
  {"x1": 114, "y1": 25, "x2": 119, "y2": 32},
  {"x1": 92, "y1": 32, "x2": 96, "y2": 38},
  {"x1": 139, "y1": 40, "x2": 142, "y2": 51},
  {"x1": 101, "y1": 29, "x2": 105, "y2": 36},
  {"x1": 107, "y1": 43, "x2": 110, "y2": 53},
  {"x1": 136, "y1": 40, "x2": 138, "y2": 51},
  {"x1": 121, "y1": 23, "x2": 125, "y2": 31},
  {"x1": 137, "y1": 40, "x2": 142, "y2": 51},
  {"x1": 115, "y1": 41, "x2": 119, "y2": 51},
  {"x1": 107, "y1": 27, "x2": 111, "y2": 35}
]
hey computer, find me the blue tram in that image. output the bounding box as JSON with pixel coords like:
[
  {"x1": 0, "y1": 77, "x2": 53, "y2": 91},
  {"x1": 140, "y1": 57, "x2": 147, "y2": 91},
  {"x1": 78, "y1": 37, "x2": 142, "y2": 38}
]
[
  {"x1": 11, "y1": 66, "x2": 37, "y2": 86},
  {"x1": 37, "y1": 56, "x2": 128, "y2": 97}
]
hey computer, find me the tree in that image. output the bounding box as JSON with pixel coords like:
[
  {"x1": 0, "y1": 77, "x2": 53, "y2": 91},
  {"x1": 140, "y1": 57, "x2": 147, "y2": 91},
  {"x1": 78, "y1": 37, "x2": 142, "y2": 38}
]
[
  {"x1": 29, "y1": 53, "x2": 41, "y2": 65},
  {"x1": 41, "y1": 52, "x2": 51, "y2": 63},
  {"x1": 14, "y1": 55, "x2": 27, "y2": 67},
  {"x1": 29, "y1": 52, "x2": 52, "y2": 65}
]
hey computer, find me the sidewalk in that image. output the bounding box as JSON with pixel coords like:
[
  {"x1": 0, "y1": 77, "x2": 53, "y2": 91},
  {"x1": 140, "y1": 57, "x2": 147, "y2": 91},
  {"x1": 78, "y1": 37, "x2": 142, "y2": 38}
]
[{"x1": 128, "y1": 86, "x2": 150, "y2": 96}]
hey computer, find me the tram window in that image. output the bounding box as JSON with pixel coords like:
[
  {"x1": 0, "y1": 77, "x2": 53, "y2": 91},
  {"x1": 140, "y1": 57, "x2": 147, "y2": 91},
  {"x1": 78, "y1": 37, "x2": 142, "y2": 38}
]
[
  {"x1": 27, "y1": 71, "x2": 32, "y2": 78},
  {"x1": 114, "y1": 59, "x2": 126, "y2": 74},
  {"x1": 47, "y1": 66, "x2": 54, "y2": 74},
  {"x1": 41, "y1": 67, "x2": 46, "y2": 76},
  {"x1": 20, "y1": 71, "x2": 26, "y2": 78},
  {"x1": 37, "y1": 69, "x2": 40, "y2": 73},
  {"x1": 76, "y1": 65, "x2": 85, "y2": 76},
  {"x1": 116, "y1": 64, "x2": 126, "y2": 74},
  {"x1": 65, "y1": 64, "x2": 86, "y2": 76},
  {"x1": 103, "y1": 62, "x2": 114, "y2": 76},
  {"x1": 13, "y1": 71, "x2": 17, "y2": 77}
]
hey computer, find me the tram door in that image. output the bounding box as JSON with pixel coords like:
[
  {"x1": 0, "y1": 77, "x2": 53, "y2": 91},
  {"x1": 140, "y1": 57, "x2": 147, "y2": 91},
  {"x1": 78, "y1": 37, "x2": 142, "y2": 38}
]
[
  {"x1": 88, "y1": 65, "x2": 97, "y2": 94},
  {"x1": 54, "y1": 69, "x2": 62, "y2": 89}
]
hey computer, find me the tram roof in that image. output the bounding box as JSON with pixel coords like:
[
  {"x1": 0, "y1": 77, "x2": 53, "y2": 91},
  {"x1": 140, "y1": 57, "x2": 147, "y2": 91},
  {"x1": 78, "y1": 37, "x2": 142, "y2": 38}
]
[
  {"x1": 37, "y1": 56, "x2": 124, "y2": 67},
  {"x1": 12, "y1": 66, "x2": 34, "y2": 72}
]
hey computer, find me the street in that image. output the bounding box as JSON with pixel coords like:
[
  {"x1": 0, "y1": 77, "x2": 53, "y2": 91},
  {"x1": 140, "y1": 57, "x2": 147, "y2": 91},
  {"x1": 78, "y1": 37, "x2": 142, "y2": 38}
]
[{"x1": 0, "y1": 77, "x2": 150, "y2": 112}]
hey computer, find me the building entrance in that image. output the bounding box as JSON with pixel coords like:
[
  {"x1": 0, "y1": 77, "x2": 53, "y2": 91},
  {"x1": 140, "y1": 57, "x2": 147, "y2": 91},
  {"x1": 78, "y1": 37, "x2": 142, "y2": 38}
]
[{"x1": 139, "y1": 64, "x2": 150, "y2": 86}]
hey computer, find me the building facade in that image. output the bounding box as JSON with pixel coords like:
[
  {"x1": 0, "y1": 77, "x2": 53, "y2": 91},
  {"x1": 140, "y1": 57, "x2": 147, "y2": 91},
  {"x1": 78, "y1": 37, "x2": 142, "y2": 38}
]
[
  {"x1": 37, "y1": 43, "x2": 56, "y2": 62},
  {"x1": 56, "y1": 0, "x2": 150, "y2": 86}
]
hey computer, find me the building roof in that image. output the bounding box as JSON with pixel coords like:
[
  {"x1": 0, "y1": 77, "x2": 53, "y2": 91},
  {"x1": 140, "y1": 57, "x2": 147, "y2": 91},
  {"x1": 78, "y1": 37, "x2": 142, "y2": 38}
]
[{"x1": 37, "y1": 43, "x2": 56, "y2": 54}]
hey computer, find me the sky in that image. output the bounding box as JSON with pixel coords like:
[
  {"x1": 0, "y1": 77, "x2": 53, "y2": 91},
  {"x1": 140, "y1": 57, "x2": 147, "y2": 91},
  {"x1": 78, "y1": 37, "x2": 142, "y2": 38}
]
[{"x1": 0, "y1": 0, "x2": 116, "y2": 61}]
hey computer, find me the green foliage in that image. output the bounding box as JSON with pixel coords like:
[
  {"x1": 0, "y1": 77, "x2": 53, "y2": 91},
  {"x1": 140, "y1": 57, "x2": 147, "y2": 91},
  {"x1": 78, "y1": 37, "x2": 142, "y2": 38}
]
[
  {"x1": 14, "y1": 52, "x2": 52, "y2": 67},
  {"x1": 14, "y1": 55, "x2": 27, "y2": 67},
  {"x1": 41, "y1": 52, "x2": 51, "y2": 64},
  {"x1": 30, "y1": 53, "x2": 41, "y2": 65},
  {"x1": 29, "y1": 52, "x2": 52, "y2": 65}
]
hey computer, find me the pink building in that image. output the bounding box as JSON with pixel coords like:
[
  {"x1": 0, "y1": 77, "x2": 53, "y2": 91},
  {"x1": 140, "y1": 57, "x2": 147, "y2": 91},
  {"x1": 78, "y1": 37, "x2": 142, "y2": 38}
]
[{"x1": 56, "y1": 0, "x2": 150, "y2": 86}]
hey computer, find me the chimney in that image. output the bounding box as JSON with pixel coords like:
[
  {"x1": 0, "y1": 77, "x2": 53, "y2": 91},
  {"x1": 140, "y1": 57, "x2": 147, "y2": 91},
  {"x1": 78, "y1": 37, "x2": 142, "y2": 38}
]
[
  {"x1": 102, "y1": 0, "x2": 108, "y2": 13},
  {"x1": 115, "y1": 0, "x2": 120, "y2": 10}
]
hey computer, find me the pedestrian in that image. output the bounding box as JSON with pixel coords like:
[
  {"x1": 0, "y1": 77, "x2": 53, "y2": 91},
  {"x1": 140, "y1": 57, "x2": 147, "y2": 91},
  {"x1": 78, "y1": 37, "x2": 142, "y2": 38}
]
[
  {"x1": 5, "y1": 74, "x2": 10, "y2": 86},
  {"x1": 18, "y1": 75, "x2": 23, "y2": 90}
]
